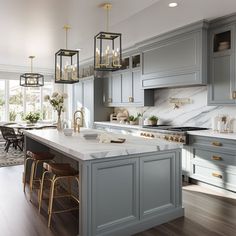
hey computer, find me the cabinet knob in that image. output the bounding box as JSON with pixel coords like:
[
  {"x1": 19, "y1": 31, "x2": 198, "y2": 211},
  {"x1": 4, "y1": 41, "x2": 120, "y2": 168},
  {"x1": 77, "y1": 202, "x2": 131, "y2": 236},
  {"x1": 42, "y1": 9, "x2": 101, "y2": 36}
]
[
  {"x1": 211, "y1": 141, "x2": 222, "y2": 147},
  {"x1": 212, "y1": 172, "x2": 223, "y2": 179},
  {"x1": 211, "y1": 156, "x2": 222, "y2": 161},
  {"x1": 128, "y1": 97, "x2": 134, "y2": 102},
  {"x1": 232, "y1": 91, "x2": 236, "y2": 99}
]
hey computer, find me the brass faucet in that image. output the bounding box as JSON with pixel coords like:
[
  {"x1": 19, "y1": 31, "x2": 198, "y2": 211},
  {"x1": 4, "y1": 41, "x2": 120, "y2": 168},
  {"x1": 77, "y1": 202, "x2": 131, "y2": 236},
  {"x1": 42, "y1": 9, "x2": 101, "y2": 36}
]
[{"x1": 73, "y1": 109, "x2": 84, "y2": 132}]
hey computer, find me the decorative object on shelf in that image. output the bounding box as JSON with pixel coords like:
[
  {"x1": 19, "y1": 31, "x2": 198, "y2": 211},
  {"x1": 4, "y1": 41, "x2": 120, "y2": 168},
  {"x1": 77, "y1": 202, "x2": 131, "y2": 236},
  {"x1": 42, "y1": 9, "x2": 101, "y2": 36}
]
[
  {"x1": 55, "y1": 25, "x2": 79, "y2": 83},
  {"x1": 94, "y1": 3, "x2": 122, "y2": 71},
  {"x1": 169, "y1": 97, "x2": 191, "y2": 109},
  {"x1": 116, "y1": 109, "x2": 129, "y2": 124},
  {"x1": 23, "y1": 112, "x2": 41, "y2": 124},
  {"x1": 218, "y1": 41, "x2": 230, "y2": 51},
  {"x1": 44, "y1": 92, "x2": 68, "y2": 131},
  {"x1": 148, "y1": 116, "x2": 158, "y2": 126},
  {"x1": 20, "y1": 56, "x2": 44, "y2": 87}
]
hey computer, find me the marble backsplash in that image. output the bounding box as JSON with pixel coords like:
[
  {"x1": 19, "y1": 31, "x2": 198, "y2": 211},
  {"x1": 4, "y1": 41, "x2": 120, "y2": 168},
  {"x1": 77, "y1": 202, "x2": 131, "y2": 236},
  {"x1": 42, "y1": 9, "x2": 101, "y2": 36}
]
[{"x1": 115, "y1": 86, "x2": 236, "y2": 128}]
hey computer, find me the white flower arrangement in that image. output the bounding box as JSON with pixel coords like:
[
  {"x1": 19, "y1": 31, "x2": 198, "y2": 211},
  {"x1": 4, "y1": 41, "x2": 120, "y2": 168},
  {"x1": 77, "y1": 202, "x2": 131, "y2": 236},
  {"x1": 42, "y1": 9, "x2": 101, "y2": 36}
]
[{"x1": 44, "y1": 92, "x2": 68, "y2": 116}]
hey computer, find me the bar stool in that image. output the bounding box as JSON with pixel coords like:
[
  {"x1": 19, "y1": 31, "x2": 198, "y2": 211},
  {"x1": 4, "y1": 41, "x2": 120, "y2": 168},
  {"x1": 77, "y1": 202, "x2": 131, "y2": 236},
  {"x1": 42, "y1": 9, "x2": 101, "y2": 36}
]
[
  {"x1": 38, "y1": 162, "x2": 80, "y2": 228},
  {"x1": 23, "y1": 150, "x2": 54, "y2": 201}
]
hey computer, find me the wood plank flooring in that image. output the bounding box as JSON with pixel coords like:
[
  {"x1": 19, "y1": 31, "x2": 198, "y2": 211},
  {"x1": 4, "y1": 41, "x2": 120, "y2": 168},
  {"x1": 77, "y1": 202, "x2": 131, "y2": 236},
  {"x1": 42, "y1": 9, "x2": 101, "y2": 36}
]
[{"x1": 0, "y1": 165, "x2": 236, "y2": 236}]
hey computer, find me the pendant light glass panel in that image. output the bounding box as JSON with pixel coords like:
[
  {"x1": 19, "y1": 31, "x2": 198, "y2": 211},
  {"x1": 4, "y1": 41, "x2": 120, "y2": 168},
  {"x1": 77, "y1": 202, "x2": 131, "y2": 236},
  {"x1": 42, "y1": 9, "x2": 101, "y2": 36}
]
[
  {"x1": 55, "y1": 49, "x2": 79, "y2": 83},
  {"x1": 20, "y1": 56, "x2": 44, "y2": 87},
  {"x1": 94, "y1": 32, "x2": 122, "y2": 71},
  {"x1": 20, "y1": 73, "x2": 44, "y2": 87}
]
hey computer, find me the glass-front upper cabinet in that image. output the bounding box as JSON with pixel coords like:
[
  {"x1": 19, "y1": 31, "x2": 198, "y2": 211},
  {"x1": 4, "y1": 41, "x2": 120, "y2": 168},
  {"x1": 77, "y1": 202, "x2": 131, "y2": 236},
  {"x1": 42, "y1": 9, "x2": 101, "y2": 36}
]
[
  {"x1": 213, "y1": 30, "x2": 231, "y2": 53},
  {"x1": 132, "y1": 54, "x2": 140, "y2": 69}
]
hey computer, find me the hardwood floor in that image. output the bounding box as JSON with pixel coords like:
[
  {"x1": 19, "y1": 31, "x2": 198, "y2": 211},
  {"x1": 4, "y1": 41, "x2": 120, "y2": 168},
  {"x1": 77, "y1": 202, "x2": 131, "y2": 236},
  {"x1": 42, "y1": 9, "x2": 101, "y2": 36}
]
[{"x1": 0, "y1": 165, "x2": 236, "y2": 236}]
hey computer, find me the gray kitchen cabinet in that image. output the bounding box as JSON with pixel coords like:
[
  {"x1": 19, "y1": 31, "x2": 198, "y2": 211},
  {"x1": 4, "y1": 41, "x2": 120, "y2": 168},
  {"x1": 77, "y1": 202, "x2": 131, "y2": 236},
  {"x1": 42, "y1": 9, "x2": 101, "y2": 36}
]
[
  {"x1": 104, "y1": 53, "x2": 154, "y2": 107},
  {"x1": 103, "y1": 76, "x2": 112, "y2": 104},
  {"x1": 73, "y1": 76, "x2": 112, "y2": 128},
  {"x1": 188, "y1": 135, "x2": 236, "y2": 192},
  {"x1": 133, "y1": 70, "x2": 144, "y2": 103},
  {"x1": 141, "y1": 21, "x2": 208, "y2": 89},
  {"x1": 140, "y1": 152, "x2": 181, "y2": 219},
  {"x1": 208, "y1": 21, "x2": 236, "y2": 105},
  {"x1": 91, "y1": 150, "x2": 182, "y2": 235},
  {"x1": 121, "y1": 71, "x2": 133, "y2": 103},
  {"x1": 111, "y1": 72, "x2": 122, "y2": 104}
]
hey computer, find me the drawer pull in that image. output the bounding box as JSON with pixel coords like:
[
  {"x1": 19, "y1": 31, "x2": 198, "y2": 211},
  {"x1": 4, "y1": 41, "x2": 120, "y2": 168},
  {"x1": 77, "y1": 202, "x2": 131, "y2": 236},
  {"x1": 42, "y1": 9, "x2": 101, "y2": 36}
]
[
  {"x1": 211, "y1": 141, "x2": 222, "y2": 147},
  {"x1": 211, "y1": 156, "x2": 222, "y2": 161},
  {"x1": 212, "y1": 172, "x2": 223, "y2": 179}
]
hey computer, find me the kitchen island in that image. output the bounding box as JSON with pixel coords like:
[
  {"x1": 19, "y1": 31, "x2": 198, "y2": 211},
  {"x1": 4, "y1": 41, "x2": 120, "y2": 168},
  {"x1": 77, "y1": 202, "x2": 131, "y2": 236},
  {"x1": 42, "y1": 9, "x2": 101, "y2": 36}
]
[{"x1": 24, "y1": 129, "x2": 184, "y2": 236}]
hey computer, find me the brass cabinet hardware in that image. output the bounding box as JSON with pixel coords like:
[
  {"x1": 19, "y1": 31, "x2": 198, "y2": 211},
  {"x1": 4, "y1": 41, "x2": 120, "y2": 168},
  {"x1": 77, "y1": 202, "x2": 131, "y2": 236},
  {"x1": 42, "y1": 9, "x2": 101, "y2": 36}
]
[
  {"x1": 128, "y1": 97, "x2": 134, "y2": 102},
  {"x1": 212, "y1": 172, "x2": 223, "y2": 179},
  {"x1": 232, "y1": 91, "x2": 236, "y2": 99},
  {"x1": 211, "y1": 141, "x2": 222, "y2": 146},
  {"x1": 211, "y1": 156, "x2": 222, "y2": 161}
]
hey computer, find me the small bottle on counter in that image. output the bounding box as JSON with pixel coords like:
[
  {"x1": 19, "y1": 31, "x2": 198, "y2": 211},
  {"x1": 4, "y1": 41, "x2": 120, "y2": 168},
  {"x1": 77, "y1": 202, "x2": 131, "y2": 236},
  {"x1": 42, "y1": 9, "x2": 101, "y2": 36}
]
[{"x1": 212, "y1": 116, "x2": 219, "y2": 131}]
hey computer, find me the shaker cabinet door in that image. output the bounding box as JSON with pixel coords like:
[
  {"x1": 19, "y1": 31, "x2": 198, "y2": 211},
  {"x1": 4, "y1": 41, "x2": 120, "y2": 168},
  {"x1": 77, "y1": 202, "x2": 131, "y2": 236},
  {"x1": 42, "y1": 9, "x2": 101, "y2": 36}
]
[
  {"x1": 208, "y1": 54, "x2": 235, "y2": 104},
  {"x1": 121, "y1": 71, "x2": 133, "y2": 103},
  {"x1": 111, "y1": 73, "x2": 122, "y2": 104},
  {"x1": 208, "y1": 25, "x2": 236, "y2": 105},
  {"x1": 132, "y1": 70, "x2": 144, "y2": 104}
]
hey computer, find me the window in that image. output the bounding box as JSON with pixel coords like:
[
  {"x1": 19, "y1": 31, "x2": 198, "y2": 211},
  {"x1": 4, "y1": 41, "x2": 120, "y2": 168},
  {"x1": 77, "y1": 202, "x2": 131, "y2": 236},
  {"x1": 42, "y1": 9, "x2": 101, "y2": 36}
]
[
  {"x1": 0, "y1": 81, "x2": 5, "y2": 122},
  {"x1": 42, "y1": 82, "x2": 54, "y2": 121},
  {"x1": 9, "y1": 80, "x2": 24, "y2": 121},
  {"x1": 0, "y1": 79, "x2": 54, "y2": 122}
]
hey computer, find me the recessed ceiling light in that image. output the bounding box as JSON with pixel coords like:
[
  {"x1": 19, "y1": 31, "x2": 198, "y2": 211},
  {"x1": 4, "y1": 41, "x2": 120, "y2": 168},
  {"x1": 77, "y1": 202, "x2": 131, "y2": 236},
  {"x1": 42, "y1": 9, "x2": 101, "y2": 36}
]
[{"x1": 168, "y1": 2, "x2": 178, "y2": 8}]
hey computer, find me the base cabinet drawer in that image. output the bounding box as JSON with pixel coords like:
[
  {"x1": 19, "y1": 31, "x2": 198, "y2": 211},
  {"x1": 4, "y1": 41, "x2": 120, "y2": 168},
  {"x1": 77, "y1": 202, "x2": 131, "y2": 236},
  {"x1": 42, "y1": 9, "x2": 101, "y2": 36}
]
[
  {"x1": 191, "y1": 164, "x2": 236, "y2": 192},
  {"x1": 189, "y1": 134, "x2": 236, "y2": 192},
  {"x1": 193, "y1": 148, "x2": 236, "y2": 168}
]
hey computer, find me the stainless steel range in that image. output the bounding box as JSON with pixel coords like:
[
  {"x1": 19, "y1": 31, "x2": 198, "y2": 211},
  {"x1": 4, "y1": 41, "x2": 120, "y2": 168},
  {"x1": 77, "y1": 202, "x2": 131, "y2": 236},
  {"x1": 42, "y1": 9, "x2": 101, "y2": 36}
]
[{"x1": 139, "y1": 125, "x2": 208, "y2": 144}]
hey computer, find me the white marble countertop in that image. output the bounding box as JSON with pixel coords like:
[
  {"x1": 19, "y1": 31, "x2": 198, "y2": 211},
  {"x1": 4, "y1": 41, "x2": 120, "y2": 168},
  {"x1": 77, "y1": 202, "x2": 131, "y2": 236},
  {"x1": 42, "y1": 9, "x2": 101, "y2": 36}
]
[
  {"x1": 187, "y1": 130, "x2": 236, "y2": 140},
  {"x1": 94, "y1": 121, "x2": 142, "y2": 130},
  {"x1": 24, "y1": 129, "x2": 181, "y2": 161}
]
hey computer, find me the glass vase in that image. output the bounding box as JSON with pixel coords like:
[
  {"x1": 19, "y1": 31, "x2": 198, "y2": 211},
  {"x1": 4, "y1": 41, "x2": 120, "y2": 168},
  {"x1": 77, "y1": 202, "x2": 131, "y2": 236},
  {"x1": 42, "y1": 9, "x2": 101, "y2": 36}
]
[{"x1": 57, "y1": 114, "x2": 62, "y2": 131}]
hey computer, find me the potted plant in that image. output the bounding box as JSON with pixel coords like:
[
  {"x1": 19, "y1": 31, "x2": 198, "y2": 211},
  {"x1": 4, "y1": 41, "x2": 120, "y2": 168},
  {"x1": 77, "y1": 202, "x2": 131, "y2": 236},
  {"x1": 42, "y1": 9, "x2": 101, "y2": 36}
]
[
  {"x1": 128, "y1": 115, "x2": 138, "y2": 125},
  {"x1": 148, "y1": 115, "x2": 158, "y2": 126},
  {"x1": 24, "y1": 112, "x2": 41, "y2": 124}
]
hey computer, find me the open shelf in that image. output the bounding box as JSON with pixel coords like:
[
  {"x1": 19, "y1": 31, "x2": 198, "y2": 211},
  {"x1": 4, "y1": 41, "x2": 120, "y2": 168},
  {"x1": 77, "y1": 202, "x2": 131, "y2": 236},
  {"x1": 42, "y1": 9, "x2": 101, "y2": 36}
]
[{"x1": 214, "y1": 31, "x2": 231, "y2": 53}]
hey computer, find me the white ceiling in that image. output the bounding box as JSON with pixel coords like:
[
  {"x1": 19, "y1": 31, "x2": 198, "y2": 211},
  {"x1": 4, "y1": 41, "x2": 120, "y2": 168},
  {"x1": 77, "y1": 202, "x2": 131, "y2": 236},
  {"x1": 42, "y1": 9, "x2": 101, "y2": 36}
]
[{"x1": 1, "y1": 0, "x2": 236, "y2": 70}]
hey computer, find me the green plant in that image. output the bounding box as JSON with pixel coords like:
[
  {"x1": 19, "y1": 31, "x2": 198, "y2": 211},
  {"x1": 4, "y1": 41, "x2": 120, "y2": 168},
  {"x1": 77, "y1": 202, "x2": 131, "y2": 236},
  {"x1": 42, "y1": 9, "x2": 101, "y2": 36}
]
[
  {"x1": 128, "y1": 115, "x2": 138, "y2": 122},
  {"x1": 9, "y1": 111, "x2": 17, "y2": 121},
  {"x1": 24, "y1": 112, "x2": 41, "y2": 123},
  {"x1": 149, "y1": 115, "x2": 158, "y2": 122}
]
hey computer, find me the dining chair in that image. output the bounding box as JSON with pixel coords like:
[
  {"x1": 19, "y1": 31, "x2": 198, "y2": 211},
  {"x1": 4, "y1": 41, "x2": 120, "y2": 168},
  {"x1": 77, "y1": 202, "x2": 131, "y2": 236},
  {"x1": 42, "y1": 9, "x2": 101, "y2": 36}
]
[{"x1": 0, "y1": 126, "x2": 24, "y2": 152}]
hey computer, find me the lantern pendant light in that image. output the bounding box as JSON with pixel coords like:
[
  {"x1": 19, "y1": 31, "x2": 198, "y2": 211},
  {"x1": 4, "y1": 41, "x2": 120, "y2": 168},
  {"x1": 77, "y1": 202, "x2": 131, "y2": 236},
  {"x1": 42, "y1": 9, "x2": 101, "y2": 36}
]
[
  {"x1": 20, "y1": 56, "x2": 44, "y2": 87},
  {"x1": 55, "y1": 25, "x2": 80, "y2": 83},
  {"x1": 94, "y1": 3, "x2": 122, "y2": 71}
]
